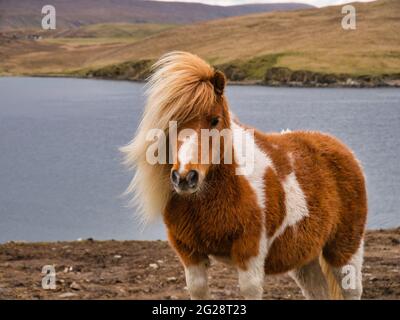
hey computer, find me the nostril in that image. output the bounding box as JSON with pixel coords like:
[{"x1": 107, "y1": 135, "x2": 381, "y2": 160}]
[
  {"x1": 171, "y1": 170, "x2": 180, "y2": 185},
  {"x1": 186, "y1": 170, "x2": 199, "y2": 187}
]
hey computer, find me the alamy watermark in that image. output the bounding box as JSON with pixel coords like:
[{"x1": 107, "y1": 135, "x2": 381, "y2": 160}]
[
  {"x1": 342, "y1": 5, "x2": 356, "y2": 30},
  {"x1": 145, "y1": 121, "x2": 255, "y2": 175},
  {"x1": 341, "y1": 264, "x2": 357, "y2": 290},
  {"x1": 41, "y1": 265, "x2": 56, "y2": 289},
  {"x1": 41, "y1": 5, "x2": 56, "y2": 30}
]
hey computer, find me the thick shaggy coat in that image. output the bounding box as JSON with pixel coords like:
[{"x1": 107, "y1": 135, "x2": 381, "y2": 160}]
[{"x1": 122, "y1": 51, "x2": 367, "y2": 300}]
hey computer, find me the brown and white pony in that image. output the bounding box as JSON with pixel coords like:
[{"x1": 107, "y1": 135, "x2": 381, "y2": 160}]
[{"x1": 121, "y1": 51, "x2": 367, "y2": 300}]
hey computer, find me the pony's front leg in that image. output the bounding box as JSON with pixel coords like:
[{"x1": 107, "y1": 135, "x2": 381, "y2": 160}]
[
  {"x1": 237, "y1": 261, "x2": 265, "y2": 300},
  {"x1": 233, "y1": 241, "x2": 266, "y2": 300},
  {"x1": 184, "y1": 259, "x2": 210, "y2": 300},
  {"x1": 168, "y1": 234, "x2": 210, "y2": 299}
]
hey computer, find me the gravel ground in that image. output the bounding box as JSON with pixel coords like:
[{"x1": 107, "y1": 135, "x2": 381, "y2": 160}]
[{"x1": 0, "y1": 228, "x2": 399, "y2": 300}]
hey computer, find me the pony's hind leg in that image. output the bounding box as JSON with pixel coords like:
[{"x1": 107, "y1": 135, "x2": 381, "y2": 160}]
[
  {"x1": 289, "y1": 258, "x2": 330, "y2": 300},
  {"x1": 327, "y1": 239, "x2": 364, "y2": 300}
]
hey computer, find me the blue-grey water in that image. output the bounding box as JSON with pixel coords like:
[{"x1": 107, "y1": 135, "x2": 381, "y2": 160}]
[{"x1": 0, "y1": 77, "x2": 399, "y2": 242}]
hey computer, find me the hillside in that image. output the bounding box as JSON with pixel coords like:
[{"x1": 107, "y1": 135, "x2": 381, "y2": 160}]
[
  {"x1": 84, "y1": 0, "x2": 399, "y2": 77},
  {"x1": 0, "y1": 0, "x2": 399, "y2": 86},
  {"x1": 53, "y1": 23, "x2": 176, "y2": 39},
  {"x1": 0, "y1": 0, "x2": 313, "y2": 30}
]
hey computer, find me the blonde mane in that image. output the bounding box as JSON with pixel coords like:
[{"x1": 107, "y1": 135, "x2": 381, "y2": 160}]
[{"x1": 120, "y1": 51, "x2": 219, "y2": 223}]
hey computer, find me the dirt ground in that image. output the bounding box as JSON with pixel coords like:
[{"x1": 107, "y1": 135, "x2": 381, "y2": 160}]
[{"x1": 0, "y1": 228, "x2": 399, "y2": 300}]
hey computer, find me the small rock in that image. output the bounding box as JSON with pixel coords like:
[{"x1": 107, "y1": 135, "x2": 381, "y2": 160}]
[
  {"x1": 149, "y1": 263, "x2": 158, "y2": 269},
  {"x1": 166, "y1": 276, "x2": 177, "y2": 282},
  {"x1": 63, "y1": 266, "x2": 73, "y2": 273},
  {"x1": 157, "y1": 260, "x2": 164, "y2": 264},
  {"x1": 59, "y1": 292, "x2": 78, "y2": 298},
  {"x1": 70, "y1": 282, "x2": 81, "y2": 290},
  {"x1": 113, "y1": 255, "x2": 122, "y2": 259}
]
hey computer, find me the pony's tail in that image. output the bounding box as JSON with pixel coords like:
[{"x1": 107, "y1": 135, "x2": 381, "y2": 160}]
[{"x1": 319, "y1": 254, "x2": 343, "y2": 300}]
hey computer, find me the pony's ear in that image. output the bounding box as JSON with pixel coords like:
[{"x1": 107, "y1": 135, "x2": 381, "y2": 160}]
[{"x1": 211, "y1": 70, "x2": 226, "y2": 96}]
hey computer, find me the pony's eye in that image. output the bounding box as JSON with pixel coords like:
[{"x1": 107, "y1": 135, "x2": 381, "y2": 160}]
[{"x1": 210, "y1": 117, "x2": 219, "y2": 127}]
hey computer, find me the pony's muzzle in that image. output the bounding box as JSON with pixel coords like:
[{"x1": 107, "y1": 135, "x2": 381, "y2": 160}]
[{"x1": 171, "y1": 169, "x2": 199, "y2": 194}]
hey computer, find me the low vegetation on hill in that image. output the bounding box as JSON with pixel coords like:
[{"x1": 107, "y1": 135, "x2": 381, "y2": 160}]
[{"x1": 0, "y1": 0, "x2": 399, "y2": 86}]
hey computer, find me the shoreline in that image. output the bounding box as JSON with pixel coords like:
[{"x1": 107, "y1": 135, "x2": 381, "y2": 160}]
[
  {"x1": 2, "y1": 73, "x2": 400, "y2": 88},
  {"x1": 0, "y1": 227, "x2": 397, "y2": 245},
  {"x1": 0, "y1": 228, "x2": 399, "y2": 299}
]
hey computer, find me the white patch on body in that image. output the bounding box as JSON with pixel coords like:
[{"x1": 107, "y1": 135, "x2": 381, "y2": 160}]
[
  {"x1": 282, "y1": 172, "x2": 309, "y2": 226},
  {"x1": 270, "y1": 171, "x2": 309, "y2": 245},
  {"x1": 231, "y1": 120, "x2": 274, "y2": 299}
]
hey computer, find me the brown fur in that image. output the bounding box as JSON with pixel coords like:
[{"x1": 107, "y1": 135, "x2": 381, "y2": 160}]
[
  {"x1": 165, "y1": 163, "x2": 263, "y2": 269},
  {"x1": 167, "y1": 128, "x2": 367, "y2": 274},
  {"x1": 260, "y1": 131, "x2": 367, "y2": 273}
]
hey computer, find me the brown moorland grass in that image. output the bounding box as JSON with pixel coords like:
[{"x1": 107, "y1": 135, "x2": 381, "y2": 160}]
[{"x1": 0, "y1": 0, "x2": 399, "y2": 78}]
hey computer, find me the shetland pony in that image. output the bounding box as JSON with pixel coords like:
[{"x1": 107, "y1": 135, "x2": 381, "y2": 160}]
[{"x1": 121, "y1": 51, "x2": 367, "y2": 300}]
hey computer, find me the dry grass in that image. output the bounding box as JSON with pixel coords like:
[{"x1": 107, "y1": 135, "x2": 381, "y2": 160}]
[
  {"x1": 0, "y1": 0, "x2": 399, "y2": 77},
  {"x1": 57, "y1": 23, "x2": 176, "y2": 38}
]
